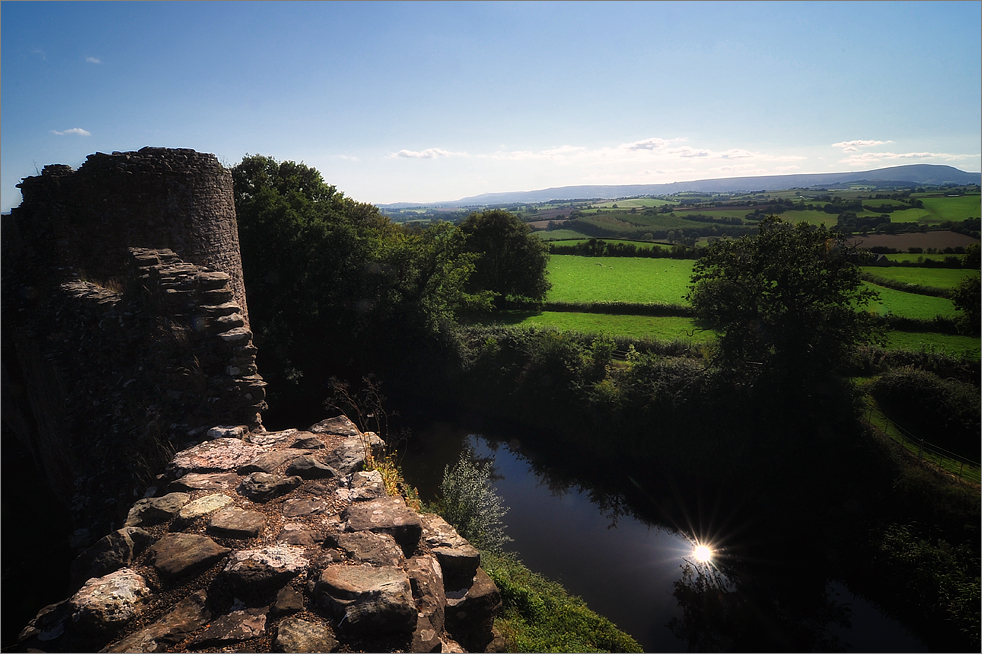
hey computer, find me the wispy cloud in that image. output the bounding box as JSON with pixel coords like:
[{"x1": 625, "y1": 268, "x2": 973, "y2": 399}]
[
  {"x1": 50, "y1": 128, "x2": 91, "y2": 136},
  {"x1": 393, "y1": 148, "x2": 464, "y2": 159},
  {"x1": 85, "y1": 56, "x2": 102, "y2": 64},
  {"x1": 30, "y1": 48, "x2": 46, "y2": 60},
  {"x1": 475, "y1": 137, "x2": 807, "y2": 170},
  {"x1": 619, "y1": 137, "x2": 681, "y2": 151},
  {"x1": 832, "y1": 139, "x2": 890, "y2": 153}
]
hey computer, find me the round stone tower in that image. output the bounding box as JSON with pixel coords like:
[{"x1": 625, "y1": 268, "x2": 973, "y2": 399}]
[{"x1": 13, "y1": 147, "x2": 249, "y2": 326}]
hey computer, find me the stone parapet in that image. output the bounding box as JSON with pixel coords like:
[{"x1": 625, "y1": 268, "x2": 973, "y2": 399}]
[{"x1": 18, "y1": 416, "x2": 504, "y2": 653}]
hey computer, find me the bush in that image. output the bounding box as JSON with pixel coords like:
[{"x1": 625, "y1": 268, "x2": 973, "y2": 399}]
[
  {"x1": 868, "y1": 367, "x2": 980, "y2": 458},
  {"x1": 439, "y1": 447, "x2": 511, "y2": 552}
]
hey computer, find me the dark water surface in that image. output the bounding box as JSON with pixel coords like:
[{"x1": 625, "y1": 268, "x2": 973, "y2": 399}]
[{"x1": 399, "y1": 414, "x2": 926, "y2": 653}]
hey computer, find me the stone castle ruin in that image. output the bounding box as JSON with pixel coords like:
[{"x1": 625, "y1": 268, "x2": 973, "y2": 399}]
[{"x1": 2, "y1": 148, "x2": 502, "y2": 652}]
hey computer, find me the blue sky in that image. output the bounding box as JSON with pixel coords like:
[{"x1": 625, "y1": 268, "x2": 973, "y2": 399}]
[{"x1": 2, "y1": 1, "x2": 980, "y2": 211}]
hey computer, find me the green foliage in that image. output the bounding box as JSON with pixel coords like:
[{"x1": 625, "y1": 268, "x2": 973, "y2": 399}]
[
  {"x1": 870, "y1": 524, "x2": 980, "y2": 649},
  {"x1": 950, "y1": 242, "x2": 980, "y2": 335},
  {"x1": 950, "y1": 274, "x2": 981, "y2": 335},
  {"x1": 231, "y1": 154, "x2": 489, "y2": 410},
  {"x1": 481, "y1": 550, "x2": 643, "y2": 653},
  {"x1": 459, "y1": 209, "x2": 552, "y2": 302},
  {"x1": 439, "y1": 447, "x2": 511, "y2": 552},
  {"x1": 686, "y1": 216, "x2": 884, "y2": 380},
  {"x1": 868, "y1": 367, "x2": 980, "y2": 458}
]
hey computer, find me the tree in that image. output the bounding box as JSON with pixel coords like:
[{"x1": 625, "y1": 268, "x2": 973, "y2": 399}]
[
  {"x1": 458, "y1": 209, "x2": 551, "y2": 302},
  {"x1": 686, "y1": 216, "x2": 882, "y2": 382},
  {"x1": 951, "y1": 243, "x2": 980, "y2": 335},
  {"x1": 230, "y1": 155, "x2": 487, "y2": 412}
]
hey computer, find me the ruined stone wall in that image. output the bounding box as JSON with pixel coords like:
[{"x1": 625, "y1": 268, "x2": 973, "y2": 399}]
[
  {"x1": 16, "y1": 416, "x2": 505, "y2": 654},
  {"x1": 1, "y1": 148, "x2": 261, "y2": 536},
  {"x1": 2, "y1": 245, "x2": 265, "y2": 539},
  {"x1": 11, "y1": 147, "x2": 249, "y2": 327}
]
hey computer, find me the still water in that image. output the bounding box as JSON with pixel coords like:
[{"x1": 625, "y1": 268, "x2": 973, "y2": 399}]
[{"x1": 399, "y1": 415, "x2": 926, "y2": 653}]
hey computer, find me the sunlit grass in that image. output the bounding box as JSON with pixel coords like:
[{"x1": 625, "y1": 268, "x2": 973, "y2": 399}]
[
  {"x1": 512, "y1": 312, "x2": 716, "y2": 343},
  {"x1": 481, "y1": 549, "x2": 644, "y2": 653},
  {"x1": 861, "y1": 266, "x2": 975, "y2": 290},
  {"x1": 864, "y1": 282, "x2": 957, "y2": 319},
  {"x1": 547, "y1": 256, "x2": 695, "y2": 305},
  {"x1": 885, "y1": 331, "x2": 980, "y2": 359}
]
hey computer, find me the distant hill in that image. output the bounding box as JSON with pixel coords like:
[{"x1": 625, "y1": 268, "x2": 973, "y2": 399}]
[{"x1": 382, "y1": 165, "x2": 980, "y2": 208}]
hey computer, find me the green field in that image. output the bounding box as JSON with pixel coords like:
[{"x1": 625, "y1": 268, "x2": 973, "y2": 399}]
[
  {"x1": 920, "y1": 195, "x2": 981, "y2": 222},
  {"x1": 885, "y1": 331, "x2": 981, "y2": 359},
  {"x1": 887, "y1": 253, "x2": 965, "y2": 264},
  {"x1": 864, "y1": 282, "x2": 957, "y2": 319},
  {"x1": 548, "y1": 239, "x2": 673, "y2": 250},
  {"x1": 592, "y1": 198, "x2": 676, "y2": 209},
  {"x1": 535, "y1": 228, "x2": 593, "y2": 240},
  {"x1": 775, "y1": 210, "x2": 839, "y2": 228},
  {"x1": 861, "y1": 266, "x2": 976, "y2": 290},
  {"x1": 493, "y1": 311, "x2": 716, "y2": 343},
  {"x1": 545, "y1": 255, "x2": 962, "y2": 320},
  {"x1": 859, "y1": 207, "x2": 929, "y2": 223},
  {"x1": 491, "y1": 311, "x2": 979, "y2": 359},
  {"x1": 547, "y1": 256, "x2": 694, "y2": 304}
]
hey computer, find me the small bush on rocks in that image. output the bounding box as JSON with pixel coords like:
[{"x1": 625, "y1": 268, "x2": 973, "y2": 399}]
[{"x1": 439, "y1": 448, "x2": 511, "y2": 553}]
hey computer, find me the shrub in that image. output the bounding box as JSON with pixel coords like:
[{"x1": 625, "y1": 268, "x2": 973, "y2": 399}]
[
  {"x1": 868, "y1": 367, "x2": 980, "y2": 458},
  {"x1": 439, "y1": 447, "x2": 511, "y2": 552}
]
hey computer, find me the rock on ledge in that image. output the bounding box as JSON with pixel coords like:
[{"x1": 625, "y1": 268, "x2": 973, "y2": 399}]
[{"x1": 18, "y1": 415, "x2": 503, "y2": 653}]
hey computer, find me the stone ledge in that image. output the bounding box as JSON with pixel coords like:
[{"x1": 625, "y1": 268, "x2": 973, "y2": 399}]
[{"x1": 18, "y1": 417, "x2": 502, "y2": 653}]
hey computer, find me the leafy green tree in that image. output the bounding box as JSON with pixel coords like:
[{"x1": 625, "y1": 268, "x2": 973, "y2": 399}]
[
  {"x1": 231, "y1": 155, "x2": 487, "y2": 411},
  {"x1": 459, "y1": 209, "x2": 551, "y2": 302},
  {"x1": 686, "y1": 216, "x2": 882, "y2": 382},
  {"x1": 949, "y1": 242, "x2": 979, "y2": 335}
]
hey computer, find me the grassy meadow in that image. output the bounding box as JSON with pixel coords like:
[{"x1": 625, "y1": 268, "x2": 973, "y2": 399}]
[
  {"x1": 546, "y1": 255, "x2": 694, "y2": 305},
  {"x1": 498, "y1": 254, "x2": 980, "y2": 357},
  {"x1": 861, "y1": 266, "x2": 976, "y2": 290},
  {"x1": 862, "y1": 282, "x2": 957, "y2": 319}
]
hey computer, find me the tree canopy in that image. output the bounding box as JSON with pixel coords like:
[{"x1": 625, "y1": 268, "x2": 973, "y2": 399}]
[
  {"x1": 459, "y1": 209, "x2": 551, "y2": 302},
  {"x1": 231, "y1": 154, "x2": 491, "y2": 413},
  {"x1": 686, "y1": 216, "x2": 882, "y2": 382}
]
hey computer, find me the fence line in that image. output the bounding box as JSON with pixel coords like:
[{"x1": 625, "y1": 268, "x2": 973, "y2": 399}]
[{"x1": 864, "y1": 406, "x2": 981, "y2": 484}]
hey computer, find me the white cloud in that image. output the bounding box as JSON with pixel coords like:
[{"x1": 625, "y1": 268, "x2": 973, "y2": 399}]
[
  {"x1": 668, "y1": 146, "x2": 712, "y2": 158},
  {"x1": 85, "y1": 56, "x2": 101, "y2": 64},
  {"x1": 619, "y1": 137, "x2": 673, "y2": 151},
  {"x1": 393, "y1": 148, "x2": 463, "y2": 159},
  {"x1": 50, "y1": 128, "x2": 91, "y2": 136},
  {"x1": 30, "y1": 48, "x2": 46, "y2": 60},
  {"x1": 831, "y1": 139, "x2": 890, "y2": 153}
]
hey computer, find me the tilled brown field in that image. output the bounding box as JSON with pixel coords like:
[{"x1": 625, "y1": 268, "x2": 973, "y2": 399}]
[{"x1": 848, "y1": 230, "x2": 979, "y2": 251}]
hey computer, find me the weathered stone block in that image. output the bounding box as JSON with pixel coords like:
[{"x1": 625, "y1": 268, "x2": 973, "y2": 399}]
[
  {"x1": 238, "y1": 471, "x2": 302, "y2": 502},
  {"x1": 343, "y1": 496, "x2": 422, "y2": 555},
  {"x1": 70, "y1": 568, "x2": 152, "y2": 636},
  {"x1": 317, "y1": 564, "x2": 417, "y2": 637},
  {"x1": 150, "y1": 533, "x2": 230, "y2": 577},
  {"x1": 445, "y1": 568, "x2": 502, "y2": 653},
  {"x1": 274, "y1": 616, "x2": 338, "y2": 653},
  {"x1": 123, "y1": 492, "x2": 190, "y2": 528},
  {"x1": 207, "y1": 506, "x2": 266, "y2": 538}
]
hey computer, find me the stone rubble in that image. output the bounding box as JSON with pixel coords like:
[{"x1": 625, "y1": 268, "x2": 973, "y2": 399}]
[{"x1": 18, "y1": 415, "x2": 504, "y2": 653}]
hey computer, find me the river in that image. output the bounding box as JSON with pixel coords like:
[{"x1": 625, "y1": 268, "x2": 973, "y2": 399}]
[{"x1": 398, "y1": 413, "x2": 926, "y2": 653}]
